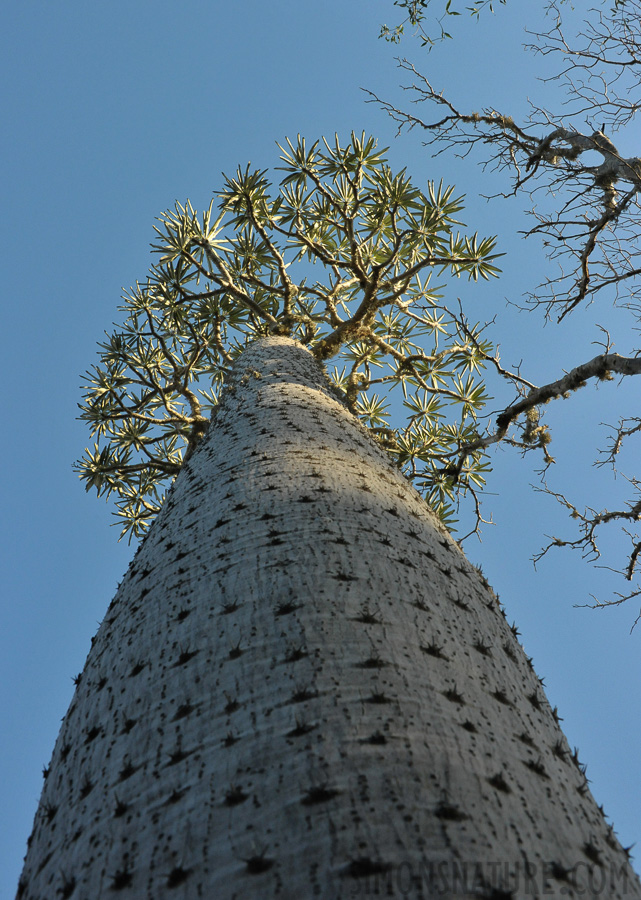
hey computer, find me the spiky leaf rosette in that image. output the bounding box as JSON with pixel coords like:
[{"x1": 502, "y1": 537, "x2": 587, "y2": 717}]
[{"x1": 75, "y1": 133, "x2": 500, "y2": 539}]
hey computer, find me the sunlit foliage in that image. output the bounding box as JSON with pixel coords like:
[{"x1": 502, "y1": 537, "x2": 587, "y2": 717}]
[{"x1": 76, "y1": 133, "x2": 500, "y2": 540}]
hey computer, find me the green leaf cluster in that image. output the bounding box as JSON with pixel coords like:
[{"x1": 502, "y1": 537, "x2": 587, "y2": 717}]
[
  {"x1": 379, "y1": 0, "x2": 506, "y2": 45},
  {"x1": 76, "y1": 133, "x2": 500, "y2": 540}
]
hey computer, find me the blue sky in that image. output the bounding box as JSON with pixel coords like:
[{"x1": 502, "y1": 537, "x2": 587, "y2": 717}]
[{"x1": 2, "y1": 1, "x2": 639, "y2": 893}]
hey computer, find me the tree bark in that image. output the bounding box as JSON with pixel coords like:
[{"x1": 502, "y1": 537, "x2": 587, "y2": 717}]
[{"x1": 18, "y1": 336, "x2": 641, "y2": 899}]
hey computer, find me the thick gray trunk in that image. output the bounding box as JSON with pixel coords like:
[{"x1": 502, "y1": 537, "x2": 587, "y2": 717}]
[{"x1": 18, "y1": 336, "x2": 640, "y2": 899}]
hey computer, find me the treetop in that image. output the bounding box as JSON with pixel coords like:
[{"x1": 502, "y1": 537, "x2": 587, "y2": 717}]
[{"x1": 75, "y1": 132, "x2": 500, "y2": 541}]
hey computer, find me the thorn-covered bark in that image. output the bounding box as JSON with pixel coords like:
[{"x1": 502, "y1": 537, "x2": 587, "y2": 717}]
[{"x1": 18, "y1": 337, "x2": 641, "y2": 899}]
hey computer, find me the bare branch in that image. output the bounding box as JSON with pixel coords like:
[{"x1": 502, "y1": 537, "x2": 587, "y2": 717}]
[{"x1": 369, "y1": 45, "x2": 641, "y2": 319}]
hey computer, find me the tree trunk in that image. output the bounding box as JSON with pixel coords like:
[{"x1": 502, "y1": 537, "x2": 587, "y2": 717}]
[{"x1": 18, "y1": 336, "x2": 640, "y2": 900}]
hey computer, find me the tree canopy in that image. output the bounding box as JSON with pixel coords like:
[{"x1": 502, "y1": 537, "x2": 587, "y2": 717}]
[
  {"x1": 75, "y1": 133, "x2": 500, "y2": 540},
  {"x1": 76, "y1": 0, "x2": 641, "y2": 622}
]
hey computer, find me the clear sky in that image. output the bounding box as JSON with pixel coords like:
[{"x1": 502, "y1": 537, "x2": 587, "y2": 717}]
[{"x1": 2, "y1": 1, "x2": 639, "y2": 894}]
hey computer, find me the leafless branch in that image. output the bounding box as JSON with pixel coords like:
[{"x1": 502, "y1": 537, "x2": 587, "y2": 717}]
[
  {"x1": 368, "y1": 37, "x2": 641, "y2": 319},
  {"x1": 368, "y1": 4, "x2": 641, "y2": 617}
]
